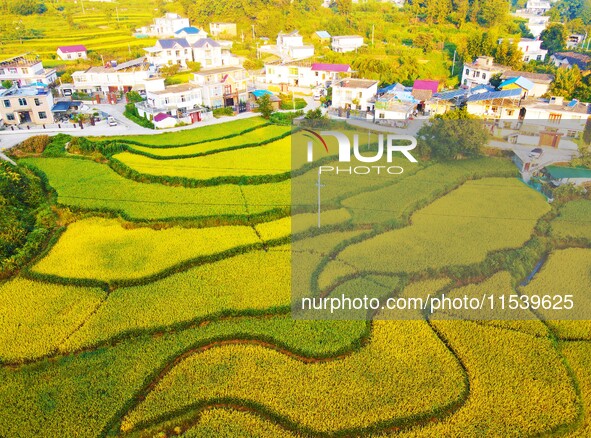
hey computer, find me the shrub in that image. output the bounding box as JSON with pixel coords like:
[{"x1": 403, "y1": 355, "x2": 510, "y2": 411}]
[
  {"x1": 213, "y1": 107, "x2": 234, "y2": 118},
  {"x1": 8, "y1": 135, "x2": 50, "y2": 156},
  {"x1": 123, "y1": 103, "x2": 154, "y2": 129}
]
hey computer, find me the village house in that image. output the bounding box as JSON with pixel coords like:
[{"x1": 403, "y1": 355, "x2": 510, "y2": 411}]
[
  {"x1": 516, "y1": 0, "x2": 551, "y2": 14},
  {"x1": 543, "y1": 166, "x2": 591, "y2": 186},
  {"x1": 263, "y1": 61, "x2": 352, "y2": 88},
  {"x1": 550, "y1": 52, "x2": 591, "y2": 71},
  {"x1": 567, "y1": 34, "x2": 586, "y2": 49},
  {"x1": 498, "y1": 38, "x2": 547, "y2": 63},
  {"x1": 135, "y1": 13, "x2": 190, "y2": 37},
  {"x1": 0, "y1": 84, "x2": 55, "y2": 125},
  {"x1": 264, "y1": 60, "x2": 312, "y2": 87},
  {"x1": 0, "y1": 55, "x2": 57, "y2": 87},
  {"x1": 144, "y1": 39, "x2": 193, "y2": 67},
  {"x1": 57, "y1": 45, "x2": 88, "y2": 61},
  {"x1": 465, "y1": 88, "x2": 523, "y2": 120},
  {"x1": 313, "y1": 31, "x2": 331, "y2": 44},
  {"x1": 331, "y1": 35, "x2": 364, "y2": 53},
  {"x1": 498, "y1": 76, "x2": 535, "y2": 99},
  {"x1": 462, "y1": 56, "x2": 510, "y2": 88},
  {"x1": 332, "y1": 78, "x2": 378, "y2": 111},
  {"x1": 71, "y1": 57, "x2": 156, "y2": 96},
  {"x1": 412, "y1": 79, "x2": 439, "y2": 114},
  {"x1": 512, "y1": 13, "x2": 549, "y2": 38},
  {"x1": 135, "y1": 78, "x2": 207, "y2": 124},
  {"x1": 502, "y1": 70, "x2": 553, "y2": 97},
  {"x1": 209, "y1": 22, "x2": 237, "y2": 38},
  {"x1": 191, "y1": 66, "x2": 250, "y2": 110},
  {"x1": 276, "y1": 30, "x2": 315, "y2": 60},
  {"x1": 310, "y1": 63, "x2": 353, "y2": 87},
  {"x1": 174, "y1": 27, "x2": 208, "y2": 43},
  {"x1": 374, "y1": 84, "x2": 418, "y2": 123}
]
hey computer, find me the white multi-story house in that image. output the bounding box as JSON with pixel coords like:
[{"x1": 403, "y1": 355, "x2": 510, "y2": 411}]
[
  {"x1": 331, "y1": 35, "x2": 364, "y2": 53},
  {"x1": 521, "y1": 0, "x2": 551, "y2": 14},
  {"x1": 0, "y1": 55, "x2": 57, "y2": 86},
  {"x1": 144, "y1": 39, "x2": 193, "y2": 67},
  {"x1": 499, "y1": 38, "x2": 547, "y2": 63},
  {"x1": 332, "y1": 78, "x2": 378, "y2": 111},
  {"x1": 461, "y1": 56, "x2": 510, "y2": 88},
  {"x1": 135, "y1": 77, "x2": 206, "y2": 124},
  {"x1": 136, "y1": 13, "x2": 190, "y2": 37},
  {"x1": 192, "y1": 38, "x2": 240, "y2": 69},
  {"x1": 209, "y1": 22, "x2": 237, "y2": 37},
  {"x1": 0, "y1": 84, "x2": 55, "y2": 125},
  {"x1": 72, "y1": 57, "x2": 155, "y2": 94},
  {"x1": 57, "y1": 45, "x2": 87, "y2": 61},
  {"x1": 276, "y1": 30, "x2": 314, "y2": 60},
  {"x1": 513, "y1": 13, "x2": 549, "y2": 38},
  {"x1": 191, "y1": 66, "x2": 250, "y2": 109},
  {"x1": 145, "y1": 37, "x2": 240, "y2": 69},
  {"x1": 263, "y1": 61, "x2": 352, "y2": 87}
]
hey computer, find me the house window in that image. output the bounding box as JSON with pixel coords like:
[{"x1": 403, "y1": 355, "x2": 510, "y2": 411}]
[
  {"x1": 164, "y1": 97, "x2": 170, "y2": 104},
  {"x1": 167, "y1": 50, "x2": 171, "y2": 56},
  {"x1": 34, "y1": 98, "x2": 41, "y2": 106},
  {"x1": 175, "y1": 50, "x2": 180, "y2": 56},
  {"x1": 3, "y1": 100, "x2": 10, "y2": 108},
  {"x1": 18, "y1": 98, "x2": 27, "y2": 106},
  {"x1": 379, "y1": 113, "x2": 385, "y2": 119},
  {"x1": 482, "y1": 73, "x2": 486, "y2": 80},
  {"x1": 21, "y1": 68, "x2": 28, "y2": 74},
  {"x1": 465, "y1": 68, "x2": 469, "y2": 75},
  {"x1": 9, "y1": 68, "x2": 17, "y2": 74},
  {"x1": 6, "y1": 114, "x2": 15, "y2": 120},
  {"x1": 181, "y1": 95, "x2": 186, "y2": 102},
  {"x1": 536, "y1": 55, "x2": 542, "y2": 60},
  {"x1": 491, "y1": 106, "x2": 498, "y2": 113},
  {"x1": 224, "y1": 85, "x2": 232, "y2": 94},
  {"x1": 549, "y1": 113, "x2": 562, "y2": 123},
  {"x1": 289, "y1": 67, "x2": 298, "y2": 75},
  {"x1": 0, "y1": 69, "x2": 4, "y2": 75},
  {"x1": 524, "y1": 56, "x2": 529, "y2": 62},
  {"x1": 475, "y1": 71, "x2": 480, "y2": 78},
  {"x1": 39, "y1": 111, "x2": 47, "y2": 119}
]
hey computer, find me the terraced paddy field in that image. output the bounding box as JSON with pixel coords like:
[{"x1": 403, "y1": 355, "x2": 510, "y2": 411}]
[{"x1": 2, "y1": 120, "x2": 591, "y2": 437}]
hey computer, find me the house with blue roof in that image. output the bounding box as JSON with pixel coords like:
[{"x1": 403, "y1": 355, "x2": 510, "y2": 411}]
[
  {"x1": 499, "y1": 76, "x2": 535, "y2": 98},
  {"x1": 175, "y1": 27, "x2": 208, "y2": 43}
]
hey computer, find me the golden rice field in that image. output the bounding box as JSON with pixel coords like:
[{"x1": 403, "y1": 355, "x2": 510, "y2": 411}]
[{"x1": 2, "y1": 118, "x2": 591, "y2": 437}]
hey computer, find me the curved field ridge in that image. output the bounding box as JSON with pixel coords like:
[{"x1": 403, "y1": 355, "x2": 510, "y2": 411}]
[
  {"x1": 95, "y1": 117, "x2": 269, "y2": 146},
  {"x1": 338, "y1": 178, "x2": 550, "y2": 275},
  {"x1": 113, "y1": 137, "x2": 292, "y2": 180},
  {"x1": 520, "y1": 248, "x2": 591, "y2": 340},
  {"x1": 127, "y1": 125, "x2": 290, "y2": 157},
  {"x1": 21, "y1": 158, "x2": 253, "y2": 220},
  {"x1": 30, "y1": 218, "x2": 260, "y2": 283},
  {"x1": 122, "y1": 280, "x2": 468, "y2": 434},
  {"x1": 393, "y1": 321, "x2": 579, "y2": 437}
]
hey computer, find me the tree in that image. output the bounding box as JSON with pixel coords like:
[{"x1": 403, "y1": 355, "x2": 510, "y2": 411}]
[
  {"x1": 126, "y1": 91, "x2": 144, "y2": 103},
  {"x1": 540, "y1": 23, "x2": 567, "y2": 54},
  {"x1": 416, "y1": 109, "x2": 490, "y2": 160},
  {"x1": 335, "y1": 0, "x2": 352, "y2": 17},
  {"x1": 159, "y1": 64, "x2": 180, "y2": 78},
  {"x1": 1, "y1": 80, "x2": 13, "y2": 89},
  {"x1": 489, "y1": 72, "x2": 503, "y2": 89},
  {"x1": 186, "y1": 61, "x2": 201, "y2": 72},
  {"x1": 414, "y1": 33, "x2": 436, "y2": 53},
  {"x1": 549, "y1": 65, "x2": 582, "y2": 98},
  {"x1": 256, "y1": 94, "x2": 273, "y2": 119},
  {"x1": 478, "y1": 0, "x2": 508, "y2": 26}
]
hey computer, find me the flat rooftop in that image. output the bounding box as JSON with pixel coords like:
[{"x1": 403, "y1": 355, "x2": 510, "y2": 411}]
[{"x1": 335, "y1": 78, "x2": 378, "y2": 89}]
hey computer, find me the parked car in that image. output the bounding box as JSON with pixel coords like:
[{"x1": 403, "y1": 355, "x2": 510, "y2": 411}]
[
  {"x1": 107, "y1": 116, "x2": 117, "y2": 127},
  {"x1": 529, "y1": 147, "x2": 543, "y2": 159}
]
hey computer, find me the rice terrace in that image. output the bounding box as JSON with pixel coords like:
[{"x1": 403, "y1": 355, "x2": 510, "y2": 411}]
[{"x1": 0, "y1": 112, "x2": 589, "y2": 437}]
